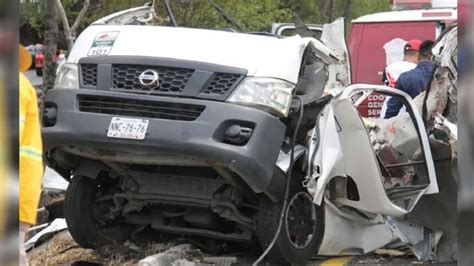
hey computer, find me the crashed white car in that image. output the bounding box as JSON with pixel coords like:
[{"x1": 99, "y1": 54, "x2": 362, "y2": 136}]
[{"x1": 41, "y1": 3, "x2": 456, "y2": 264}]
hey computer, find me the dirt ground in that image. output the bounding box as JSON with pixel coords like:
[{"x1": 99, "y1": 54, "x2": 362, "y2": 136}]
[
  {"x1": 27, "y1": 230, "x2": 209, "y2": 266},
  {"x1": 27, "y1": 230, "x2": 454, "y2": 266}
]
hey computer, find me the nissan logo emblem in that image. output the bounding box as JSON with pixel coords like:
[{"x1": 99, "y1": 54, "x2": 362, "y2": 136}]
[{"x1": 138, "y1": 69, "x2": 159, "y2": 87}]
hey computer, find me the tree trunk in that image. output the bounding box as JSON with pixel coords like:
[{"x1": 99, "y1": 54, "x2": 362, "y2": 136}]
[
  {"x1": 322, "y1": 0, "x2": 333, "y2": 23},
  {"x1": 43, "y1": 0, "x2": 59, "y2": 96},
  {"x1": 343, "y1": 0, "x2": 352, "y2": 19},
  {"x1": 56, "y1": 0, "x2": 73, "y2": 51},
  {"x1": 56, "y1": 0, "x2": 90, "y2": 51},
  {"x1": 327, "y1": 0, "x2": 334, "y2": 22}
]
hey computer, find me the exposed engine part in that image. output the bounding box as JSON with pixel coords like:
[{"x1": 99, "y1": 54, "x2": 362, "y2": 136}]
[{"x1": 89, "y1": 169, "x2": 259, "y2": 244}]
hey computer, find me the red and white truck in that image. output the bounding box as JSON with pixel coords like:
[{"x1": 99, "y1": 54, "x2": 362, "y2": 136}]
[
  {"x1": 272, "y1": 0, "x2": 457, "y2": 118},
  {"x1": 348, "y1": 0, "x2": 457, "y2": 117}
]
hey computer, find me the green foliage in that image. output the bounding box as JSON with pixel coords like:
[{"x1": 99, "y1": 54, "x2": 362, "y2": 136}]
[
  {"x1": 281, "y1": 0, "x2": 391, "y2": 32},
  {"x1": 20, "y1": 0, "x2": 46, "y2": 33},
  {"x1": 155, "y1": 0, "x2": 294, "y2": 32},
  {"x1": 20, "y1": 0, "x2": 82, "y2": 38},
  {"x1": 20, "y1": 0, "x2": 391, "y2": 37},
  {"x1": 82, "y1": 0, "x2": 146, "y2": 28}
]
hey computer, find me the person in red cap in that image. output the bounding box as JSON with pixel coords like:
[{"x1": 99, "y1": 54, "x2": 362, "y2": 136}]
[
  {"x1": 385, "y1": 39, "x2": 422, "y2": 86},
  {"x1": 384, "y1": 39, "x2": 435, "y2": 119},
  {"x1": 380, "y1": 39, "x2": 421, "y2": 118}
]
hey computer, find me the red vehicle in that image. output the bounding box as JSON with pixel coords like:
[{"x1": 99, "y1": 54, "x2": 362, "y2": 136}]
[
  {"x1": 348, "y1": 0, "x2": 456, "y2": 118},
  {"x1": 35, "y1": 46, "x2": 61, "y2": 77}
]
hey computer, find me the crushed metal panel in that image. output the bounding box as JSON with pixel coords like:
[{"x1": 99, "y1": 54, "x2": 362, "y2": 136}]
[
  {"x1": 318, "y1": 200, "x2": 442, "y2": 261},
  {"x1": 24, "y1": 218, "x2": 68, "y2": 251},
  {"x1": 320, "y1": 17, "x2": 352, "y2": 87},
  {"x1": 276, "y1": 144, "x2": 306, "y2": 173},
  {"x1": 307, "y1": 105, "x2": 346, "y2": 206},
  {"x1": 42, "y1": 167, "x2": 69, "y2": 193},
  {"x1": 92, "y1": 4, "x2": 156, "y2": 25},
  {"x1": 386, "y1": 217, "x2": 443, "y2": 261},
  {"x1": 414, "y1": 26, "x2": 458, "y2": 131},
  {"x1": 318, "y1": 200, "x2": 397, "y2": 255},
  {"x1": 340, "y1": 85, "x2": 438, "y2": 196},
  {"x1": 309, "y1": 85, "x2": 438, "y2": 217},
  {"x1": 329, "y1": 98, "x2": 408, "y2": 216}
]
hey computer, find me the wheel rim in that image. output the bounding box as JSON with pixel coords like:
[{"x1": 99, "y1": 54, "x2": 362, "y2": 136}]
[{"x1": 285, "y1": 192, "x2": 317, "y2": 249}]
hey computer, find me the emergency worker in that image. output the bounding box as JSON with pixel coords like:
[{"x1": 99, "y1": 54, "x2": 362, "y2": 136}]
[
  {"x1": 19, "y1": 44, "x2": 44, "y2": 266},
  {"x1": 380, "y1": 39, "x2": 420, "y2": 118},
  {"x1": 384, "y1": 39, "x2": 435, "y2": 119}
]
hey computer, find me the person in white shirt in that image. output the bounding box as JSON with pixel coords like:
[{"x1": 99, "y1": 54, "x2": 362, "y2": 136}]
[{"x1": 380, "y1": 39, "x2": 421, "y2": 118}]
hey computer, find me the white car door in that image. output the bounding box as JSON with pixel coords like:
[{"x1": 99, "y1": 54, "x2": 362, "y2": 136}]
[{"x1": 309, "y1": 84, "x2": 438, "y2": 217}]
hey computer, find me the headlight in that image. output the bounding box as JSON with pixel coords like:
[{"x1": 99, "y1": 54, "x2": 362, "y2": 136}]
[
  {"x1": 227, "y1": 77, "x2": 294, "y2": 117},
  {"x1": 54, "y1": 62, "x2": 79, "y2": 89}
]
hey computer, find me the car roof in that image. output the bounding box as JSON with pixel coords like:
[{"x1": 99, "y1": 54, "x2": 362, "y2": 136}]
[{"x1": 352, "y1": 8, "x2": 457, "y2": 23}]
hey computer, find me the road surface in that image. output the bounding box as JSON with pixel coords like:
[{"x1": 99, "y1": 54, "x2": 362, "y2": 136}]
[{"x1": 24, "y1": 69, "x2": 42, "y2": 87}]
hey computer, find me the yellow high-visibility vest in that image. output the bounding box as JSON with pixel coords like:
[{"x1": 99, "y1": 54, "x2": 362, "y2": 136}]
[
  {"x1": 0, "y1": 72, "x2": 6, "y2": 236},
  {"x1": 19, "y1": 72, "x2": 43, "y2": 225}
]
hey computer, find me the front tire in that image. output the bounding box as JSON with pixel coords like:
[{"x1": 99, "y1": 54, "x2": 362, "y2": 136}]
[
  {"x1": 64, "y1": 175, "x2": 131, "y2": 248},
  {"x1": 256, "y1": 169, "x2": 325, "y2": 264}
]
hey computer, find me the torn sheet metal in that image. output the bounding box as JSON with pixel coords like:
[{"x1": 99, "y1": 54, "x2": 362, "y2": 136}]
[
  {"x1": 414, "y1": 26, "x2": 458, "y2": 131},
  {"x1": 308, "y1": 26, "x2": 457, "y2": 262},
  {"x1": 93, "y1": 3, "x2": 156, "y2": 25},
  {"x1": 24, "y1": 218, "x2": 68, "y2": 251},
  {"x1": 42, "y1": 167, "x2": 69, "y2": 193},
  {"x1": 306, "y1": 105, "x2": 346, "y2": 205},
  {"x1": 318, "y1": 199, "x2": 441, "y2": 261},
  {"x1": 306, "y1": 99, "x2": 409, "y2": 216},
  {"x1": 276, "y1": 144, "x2": 306, "y2": 173},
  {"x1": 320, "y1": 17, "x2": 352, "y2": 87},
  {"x1": 307, "y1": 85, "x2": 437, "y2": 216},
  {"x1": 385, "y1": 217, "x2": 442, "y2": 261},
  {"x1": 318, "y1": 200, "x2": 397, "y2": 255}
]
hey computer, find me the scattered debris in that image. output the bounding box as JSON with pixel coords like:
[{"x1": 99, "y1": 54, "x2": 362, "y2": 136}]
[
  {"x1": 42, "y1": 166, "x2": 69, "y2": 193},
  {"x1": 24, "y1": 218, "x2": 68, "y2": 251},
  {"x1": 28, "y1": 231, "x2": 99, "y2": 266},
  {"x1": 137, "y1": 244, "x2": 202, "y2": 266},
  {"x1": 374, "y1": 249, "x2": 406, "y2": 257},
  {"x1": 27, "y1": 233, "x2": 240, "y2": 266}
]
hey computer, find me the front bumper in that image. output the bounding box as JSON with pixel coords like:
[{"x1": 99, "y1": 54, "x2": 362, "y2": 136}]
[{"x1": 42, "y1": 89, "x2": 287, "y2": 200}]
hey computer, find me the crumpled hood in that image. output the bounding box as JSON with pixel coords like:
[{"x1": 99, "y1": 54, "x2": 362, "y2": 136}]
[{"x1": 68, "y1": 25, "x2": 314, "y2": 84}]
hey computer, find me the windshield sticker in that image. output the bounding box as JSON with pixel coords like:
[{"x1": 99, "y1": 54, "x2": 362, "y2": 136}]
[{"x1": 88, "y1": 31, "x2": 120, "y2": 56}]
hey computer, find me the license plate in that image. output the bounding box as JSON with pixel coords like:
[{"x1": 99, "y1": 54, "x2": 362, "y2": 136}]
[{"x1": 107, "y1": 117, "x2": 149, "y2": 140}]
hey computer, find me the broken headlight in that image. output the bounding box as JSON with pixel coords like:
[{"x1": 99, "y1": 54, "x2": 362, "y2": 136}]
[
  {"x1": 227, "y1": 77, "x2": 294, "y2": 117},
  {"x1": 54, "y1": 63, "x2": 79, "y2": 89}
]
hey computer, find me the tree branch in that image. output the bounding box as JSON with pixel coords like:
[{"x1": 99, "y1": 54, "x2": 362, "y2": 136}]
[
  {"x1": 70, "y1": 0, "x2": 90, "y2": 35},
  {"x1": 55, "y1": 0, "x2": 90, "y2": 51},
  {"x1": 55, "y1": 0, "x2": 73, "y2": 51}
]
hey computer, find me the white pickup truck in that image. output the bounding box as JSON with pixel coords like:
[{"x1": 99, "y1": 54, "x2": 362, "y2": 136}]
[{"x1": 42, "y1": 3, "x2": 456, "y2": 264}]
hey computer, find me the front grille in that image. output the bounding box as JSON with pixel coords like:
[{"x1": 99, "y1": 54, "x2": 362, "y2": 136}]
[
  {"x1": 202, "y1": 73, "x2": 242, "y2": 95},
  {"x1": 78, "y1": 95, "x2": 205, "y2": 121},
  {"x1": 81, "y1": 64, "x2": 98, "y2": 87},
  {"x1": 112, "y1": 65, "x2": 194, "y2": 95},
  {"x1": 78, "y1": 58, "x2": 246, "y2": 101}
]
